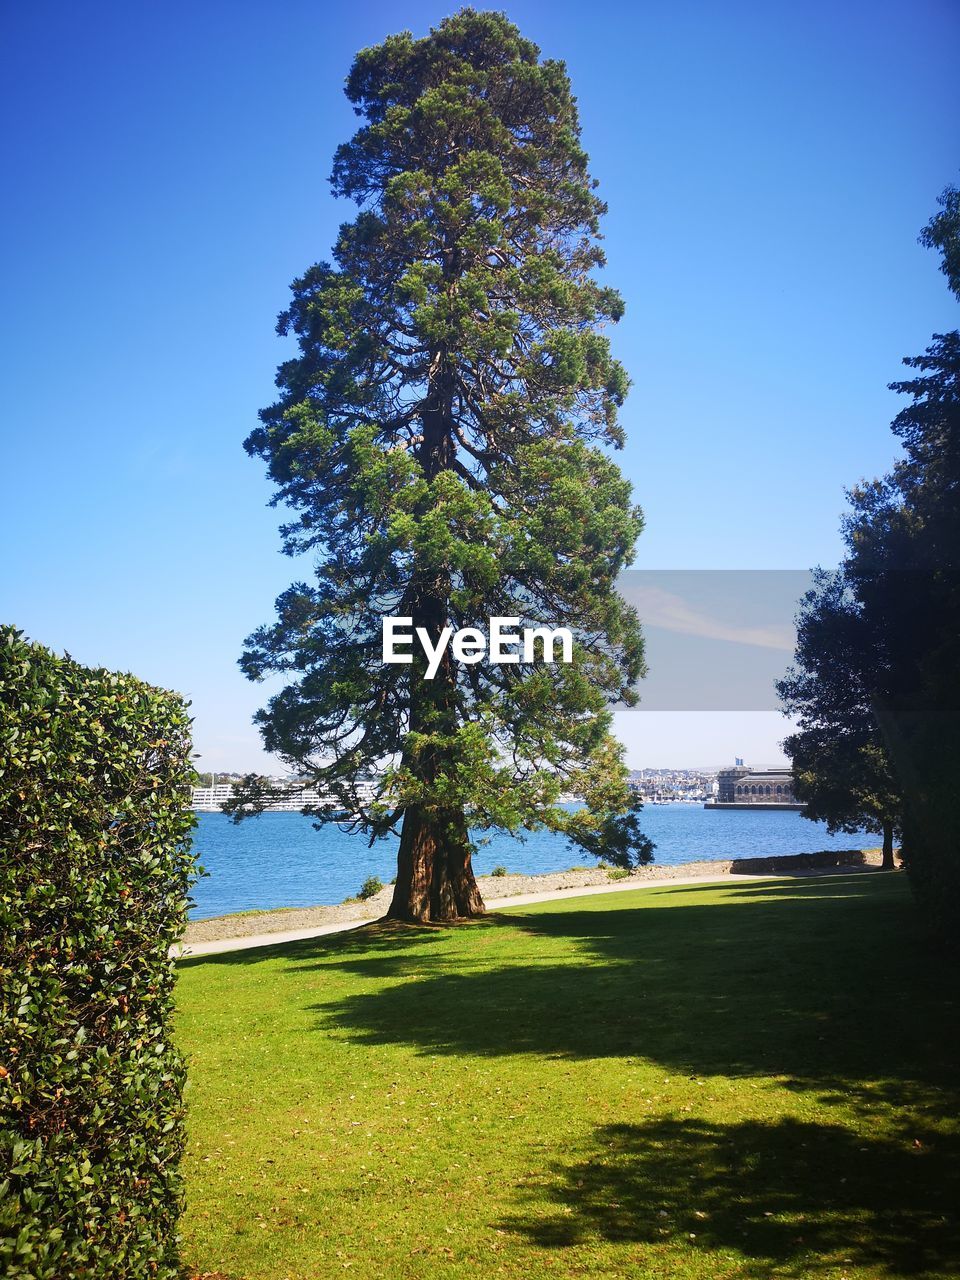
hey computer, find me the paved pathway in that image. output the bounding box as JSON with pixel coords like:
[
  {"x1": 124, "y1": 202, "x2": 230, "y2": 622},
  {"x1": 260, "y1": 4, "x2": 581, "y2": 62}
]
[{"x1": 173, "y1": 871, "x2": 778, "y2": 960}]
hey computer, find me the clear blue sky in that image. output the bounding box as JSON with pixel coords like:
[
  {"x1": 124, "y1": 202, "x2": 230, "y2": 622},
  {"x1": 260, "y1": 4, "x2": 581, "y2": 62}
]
[{"x1": 2, "y1": 1, "x2": 957, "y2": 770}]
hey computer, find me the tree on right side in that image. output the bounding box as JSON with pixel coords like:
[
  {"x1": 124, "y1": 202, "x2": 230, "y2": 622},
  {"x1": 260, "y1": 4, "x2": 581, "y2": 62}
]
[
  {"x1": 776, "y1": 570, "x2": 901, "y2": 870},
  {"x1": 842, "y1": 324, "x2": 960, "y2": 938},
  {"x1": 779, "y1": 184, "x2": 960, "y2": 937},
  {"x1": 919, "y1": 182, "x2": 960, "y2": 300}
]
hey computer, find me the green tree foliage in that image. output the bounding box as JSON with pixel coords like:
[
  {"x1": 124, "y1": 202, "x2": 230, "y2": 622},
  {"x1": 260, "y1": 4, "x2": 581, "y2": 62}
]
[
  {"x1": 843, "y1": 322, "x2": 960, "y2": 938},
  {"x1": 776, "y1": 571, "x2": 901, "y2": 868},
  {"x1": 0, "y1": 627, "x2": 197, "y2": 1279},
  {"x1": 238, "y1": 11, "x2": 651, "y2": 921},
  {"x1": 919, "y1": 181, "x2": 960, "y2": 300},
  {"x1": 779, "y1": 185, "x2": 959, "y2": 936}
]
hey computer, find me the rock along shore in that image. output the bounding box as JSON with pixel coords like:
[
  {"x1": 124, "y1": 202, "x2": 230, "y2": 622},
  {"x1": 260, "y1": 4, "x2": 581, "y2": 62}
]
[{"x1": 182, "y1": 847, "x2": 888, "y2": 947}]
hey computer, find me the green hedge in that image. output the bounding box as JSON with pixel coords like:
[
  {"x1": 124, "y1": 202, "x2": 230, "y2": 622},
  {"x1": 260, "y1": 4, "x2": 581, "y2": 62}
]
[{"x1": 0, "y1": 627, "x2": 197, "y2": 1279}]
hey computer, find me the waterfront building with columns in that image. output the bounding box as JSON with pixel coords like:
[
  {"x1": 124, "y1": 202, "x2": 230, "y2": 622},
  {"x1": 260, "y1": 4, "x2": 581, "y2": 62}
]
[{"x1": 706, "y1": 762, "x2": 804, "y2": 810}]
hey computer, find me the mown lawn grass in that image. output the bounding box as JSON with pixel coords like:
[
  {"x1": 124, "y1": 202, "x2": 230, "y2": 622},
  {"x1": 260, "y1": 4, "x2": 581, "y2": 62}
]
[{"x1": 175, "y1": 874, "x2": 960, "y2": 1280}]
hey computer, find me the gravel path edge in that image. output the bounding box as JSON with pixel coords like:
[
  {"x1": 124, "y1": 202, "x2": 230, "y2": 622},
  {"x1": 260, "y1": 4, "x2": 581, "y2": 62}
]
[{"x1": 176, "y1": 847, "x2": 890, "y2": 958}]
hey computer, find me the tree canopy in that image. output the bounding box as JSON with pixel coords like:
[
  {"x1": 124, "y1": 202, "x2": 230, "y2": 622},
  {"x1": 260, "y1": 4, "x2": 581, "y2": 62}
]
[
  {"x1": 235, "y1": 10, "x2": 651, "y2": 921},
  {"x1": 843, "y1": 322, "x2": 960, "y2": 933},
  {"x1": 779, "y1": 182, "x2": 960, "y2": 934},
  {"x1": 776, "y1": 570, "x2": 901, "y2": 868},
  {"x1": 919, "y1": 181, "x2": 960, "y2": 300}
]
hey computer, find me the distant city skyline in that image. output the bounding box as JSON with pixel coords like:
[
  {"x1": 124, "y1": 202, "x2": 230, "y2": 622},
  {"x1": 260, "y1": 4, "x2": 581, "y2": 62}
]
[
  {"x1": 196, "y1": 761, "x2": 790, "y2": 778},
  {"x1": 3, "y1": 2, "x2": 958, "y2": 772}
]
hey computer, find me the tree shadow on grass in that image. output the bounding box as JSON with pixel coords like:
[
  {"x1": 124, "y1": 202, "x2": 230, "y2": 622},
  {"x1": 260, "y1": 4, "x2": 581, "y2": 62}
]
[
  {"x1": 301, "y1": 877, "x2": 959, "y2": 1115},
  {"x1": 620, "y1": 871, "x2": 895, "y2": 899},
  {"x1": 500, "y1": 1116, "x2": 960, "y2": 1277},
  {"x1": 180, "y1": 877, "x2": 960, "y2": 1275}
]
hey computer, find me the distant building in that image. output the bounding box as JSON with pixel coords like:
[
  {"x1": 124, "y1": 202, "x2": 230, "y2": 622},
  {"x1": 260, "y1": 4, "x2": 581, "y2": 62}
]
[
  {"x1": 708, "y1": 764, "x2": 802, "y2": 810},
  {"x1": 731, "y1": 769, "x2": 798, "y2": 804},
  {"x1": 190, "y1": 778, "x2": 380, "y2": 812},
  {"x1": 716, "y1": 764, "x2": 751, "y2": 802},
  {"x1": 191, "y1": 783, "x2": 237, "y2": 811}
]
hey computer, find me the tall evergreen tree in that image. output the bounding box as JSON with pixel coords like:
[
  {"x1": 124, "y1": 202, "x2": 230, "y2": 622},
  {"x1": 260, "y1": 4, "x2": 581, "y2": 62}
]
[
  {"x1": 235, "y1": 10, "x2": 650, "y2": 922},
  {"x1": 776, "y1": 570, "x2": 901, "y2": 869},
  {"x1": 779, "y1": 183, "x2": 960, "y2": 936},
  {"x1": 841, "y1": 325, "x2": 960, "y2": 936}
]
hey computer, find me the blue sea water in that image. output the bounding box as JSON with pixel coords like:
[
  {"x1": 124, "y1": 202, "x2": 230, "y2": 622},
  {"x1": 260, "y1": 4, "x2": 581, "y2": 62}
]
[{"x1": 187, "y1": 805, "x2": 879, "y2": 920}]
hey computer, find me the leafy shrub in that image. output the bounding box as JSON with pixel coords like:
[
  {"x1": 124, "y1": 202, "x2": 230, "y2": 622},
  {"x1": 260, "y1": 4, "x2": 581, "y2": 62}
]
[
  {"x1": 490, "y1": 865, "x2": 508, "y2": 878},
  {"x1": 0, "y1": 627, "x2": 197, "y2": 1279},
  {"x1": 358, "y1": 876, "x2": 384, "y2": 901},
  {"x1": 607, "y1": 867, "x2": 632, "y2": 881}
]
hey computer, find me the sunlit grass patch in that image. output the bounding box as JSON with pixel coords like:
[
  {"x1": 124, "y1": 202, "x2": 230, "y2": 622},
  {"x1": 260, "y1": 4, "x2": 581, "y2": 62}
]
[{"x1": 176, "y1": 874, "x2": 960, "y2": 1279}]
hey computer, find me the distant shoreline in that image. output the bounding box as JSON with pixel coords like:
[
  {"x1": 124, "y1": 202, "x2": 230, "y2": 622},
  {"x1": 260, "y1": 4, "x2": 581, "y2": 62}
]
[{"x1": 181, "y1": 847, "x2": 890, "y2": 948}]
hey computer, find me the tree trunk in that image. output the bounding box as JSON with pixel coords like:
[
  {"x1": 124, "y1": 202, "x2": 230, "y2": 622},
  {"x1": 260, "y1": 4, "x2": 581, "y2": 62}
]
[
  {"x1": 387, "y1": 805, "x2": 485, "y2": 922},
  {"x1": 384, "y1": 351, "x2": 486, "y2": 923},
  {"x1": 430, "y1": 807, "x2": 485, "y2": 920},
  {"x1": 881, "y1": 819, "x2": 896, "y2": 870}
]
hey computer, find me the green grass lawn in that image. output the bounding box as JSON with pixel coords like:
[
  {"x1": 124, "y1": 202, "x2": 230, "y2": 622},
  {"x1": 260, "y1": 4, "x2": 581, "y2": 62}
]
[{"x1": 175, "y1": 874, "x2": 960, "y2": 1280}]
